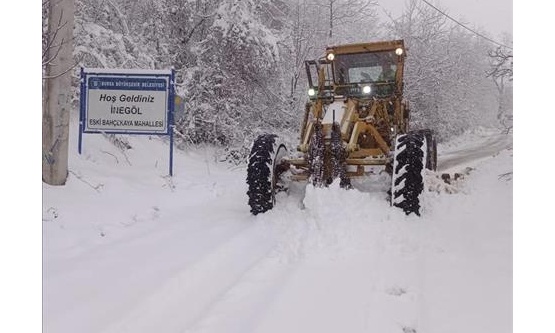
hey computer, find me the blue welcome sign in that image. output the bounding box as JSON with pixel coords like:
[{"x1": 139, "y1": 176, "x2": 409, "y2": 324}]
[{"x1": 79, "y1": 68, "x2": 176, "y2": 175}]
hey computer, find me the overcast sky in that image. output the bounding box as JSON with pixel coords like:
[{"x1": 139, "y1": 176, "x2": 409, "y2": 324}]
[{"x1": 378, "y1": 0, "x2": 513, "y2": 38}]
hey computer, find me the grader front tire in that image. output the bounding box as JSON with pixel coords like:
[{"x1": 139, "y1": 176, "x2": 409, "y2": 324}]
[
  {"x1": 246, "y1": 134, "x2": 287, "y2": 215},
  {"x1": 391, "y1": 133, "x2": 426, "y2": 216}
]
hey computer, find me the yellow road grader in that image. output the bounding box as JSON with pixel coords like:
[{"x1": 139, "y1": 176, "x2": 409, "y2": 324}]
[{"x1": 246, "y1": 40, "x2": 437, "y2": 216}]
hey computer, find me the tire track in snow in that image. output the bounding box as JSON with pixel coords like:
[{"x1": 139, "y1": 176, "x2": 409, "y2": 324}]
[
  {"x1": 45, "y1": 212, "x2": 245, "y2": 277},
  {"x1": 181, "y1": 251, "x2": 300, "y2": 333},
  {"x1": 180, "y1": 200, "x2": 316, "y2": 333},
  {"x1": 44, "y1": 218, "x2": 255, "y2": 333},
  {"x1": 99, "y1": 221, "x2": 281, "y2": 333}
]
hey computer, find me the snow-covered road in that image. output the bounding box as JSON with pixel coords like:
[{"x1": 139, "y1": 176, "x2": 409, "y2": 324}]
[
  {"x1": 438, "y1": 131, "x2": 513, "y2": 172},
  {"x1": 43, "y1": 128, "x2": 512, "y2": 333}
]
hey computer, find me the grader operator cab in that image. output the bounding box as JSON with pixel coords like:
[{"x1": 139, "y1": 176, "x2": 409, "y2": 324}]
[{"x1": 246, "y1": 40, "x2": 437, "y2": 216}]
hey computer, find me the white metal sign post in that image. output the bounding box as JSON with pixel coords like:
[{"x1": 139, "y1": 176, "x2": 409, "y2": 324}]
[{"x1": 79, "y1": 68, "x2": 176, "y2": 175}]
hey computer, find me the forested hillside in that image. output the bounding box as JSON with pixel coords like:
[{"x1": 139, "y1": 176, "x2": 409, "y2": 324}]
[{"x1": 44, "y1": 0, "x2": 513, "y2": 163}]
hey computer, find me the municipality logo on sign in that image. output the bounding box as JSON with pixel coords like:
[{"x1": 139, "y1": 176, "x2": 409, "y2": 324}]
[{"x1": 92, "y1": 79, "x2": 99, "y2": 88}]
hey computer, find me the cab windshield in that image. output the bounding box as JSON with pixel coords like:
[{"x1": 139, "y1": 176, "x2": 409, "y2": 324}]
[{"x1": 334, "y1": 51, "x2": 397, "y2": 84}]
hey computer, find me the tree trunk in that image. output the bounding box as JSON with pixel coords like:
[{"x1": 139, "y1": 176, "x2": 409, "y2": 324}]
[{"x1": 43, "y1": 0, "x2": 75, "y2": 185}]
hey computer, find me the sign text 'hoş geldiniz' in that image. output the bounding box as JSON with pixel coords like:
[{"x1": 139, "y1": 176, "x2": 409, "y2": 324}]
[{"x1": 79, "y1": 68, "x2": 176, "y2": 175}]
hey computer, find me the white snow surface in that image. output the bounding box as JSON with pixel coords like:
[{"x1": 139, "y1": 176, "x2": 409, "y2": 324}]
[{"x1": 43, "y1": 117, "x2": 512, "y2": 333}]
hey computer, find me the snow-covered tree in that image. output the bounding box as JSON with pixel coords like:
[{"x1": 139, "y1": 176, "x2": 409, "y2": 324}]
[
  {"x1": 314, "y1": 0, "x2": 377, "y2": 41},
  {"x1": 384, "y1": 0, "x2": 499, "y2": 141},
  {"x1": 176, "y1": 0, "x2": 294, "y2": 162},
  {"x1": 487, "y1": 36, "x2": 513, "y2": 132},
  {"x1": 74, "y1": 0, "x2": 164, "y2": 69}
]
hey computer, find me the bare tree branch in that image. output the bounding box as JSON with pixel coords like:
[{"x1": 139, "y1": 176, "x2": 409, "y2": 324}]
[
  {"x1": 42, "y1": 58, "x2": 80, "y2": 80},
  {"x1": 487, "y1": 46, "x2": 513, "y2": 81},
  {"x1": 43, "y1": 1, "x2": 76, "y2": 80}
]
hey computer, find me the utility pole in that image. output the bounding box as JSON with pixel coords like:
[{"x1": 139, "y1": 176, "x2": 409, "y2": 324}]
[{"x1": 42, "y1": 0, "x2": 75, "y2": 185}]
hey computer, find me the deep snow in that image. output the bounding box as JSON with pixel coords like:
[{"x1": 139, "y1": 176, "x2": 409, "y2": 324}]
[{"x1": 39, "y1": 111, "x2": 513, "y2": 333}]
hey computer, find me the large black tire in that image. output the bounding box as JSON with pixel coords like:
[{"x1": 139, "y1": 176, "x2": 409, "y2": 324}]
[
  {"x1": 246, "y1": 134, "x2": 288, "y2": 215},
  {"x1": 390, "y1": 132, "x2": 426, "y2": 216}
]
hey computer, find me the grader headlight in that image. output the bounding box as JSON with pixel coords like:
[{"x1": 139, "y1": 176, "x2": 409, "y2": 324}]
[
  {"x1": 362, "y1": 85, "x2": 371, "y2": 94},
  {"x1": 395, "y1": 47, "x2": 404, "y2": 56},
  {"x1": 308, "y1": 88, "x2": 316, "y2": 97},
  {"x1": 326, "y1": 52, "x2": 335, "y2": 61}
]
